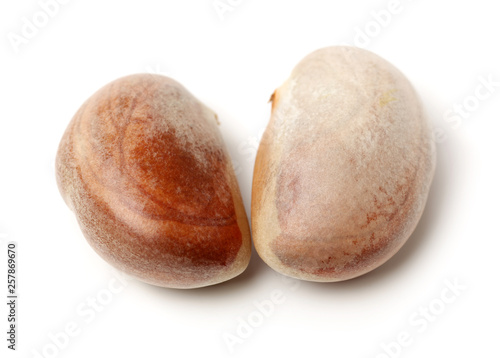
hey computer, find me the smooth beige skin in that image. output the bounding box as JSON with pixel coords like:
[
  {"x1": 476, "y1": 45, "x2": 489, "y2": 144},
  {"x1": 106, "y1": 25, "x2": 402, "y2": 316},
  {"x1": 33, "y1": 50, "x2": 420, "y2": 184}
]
[{"x1": 252, "y1": 46, "x2": 436, "y2": 282}]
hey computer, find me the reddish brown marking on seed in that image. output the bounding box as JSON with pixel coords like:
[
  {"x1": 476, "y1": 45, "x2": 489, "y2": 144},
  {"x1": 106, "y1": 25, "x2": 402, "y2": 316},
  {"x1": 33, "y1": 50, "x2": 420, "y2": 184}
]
[
  {"x1": 56, "y1": 74, "x2": 246, "y2": 288},
  {"x1": 366, "y1": 212, "x2": 378, "y2": 225}
]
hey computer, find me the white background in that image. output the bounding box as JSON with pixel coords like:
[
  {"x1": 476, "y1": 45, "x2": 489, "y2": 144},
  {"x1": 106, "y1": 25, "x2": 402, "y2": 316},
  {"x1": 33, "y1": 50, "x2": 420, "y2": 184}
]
[{"x1": 1, "y1": 1, "x2": 499, "y2": 357}]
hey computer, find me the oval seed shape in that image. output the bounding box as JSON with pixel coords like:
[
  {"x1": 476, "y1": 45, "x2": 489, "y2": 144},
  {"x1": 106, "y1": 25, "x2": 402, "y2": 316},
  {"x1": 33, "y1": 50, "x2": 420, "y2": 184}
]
[
  {"x1": 56, "y1": 74, "x2": 251, "y2": 288},
  {"x1": 252, "y1": 46, "x2": 436, "y2": 282}
]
